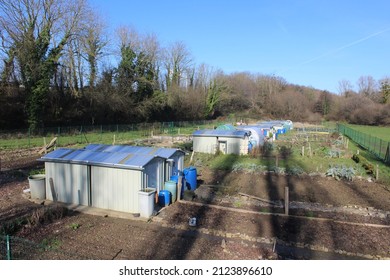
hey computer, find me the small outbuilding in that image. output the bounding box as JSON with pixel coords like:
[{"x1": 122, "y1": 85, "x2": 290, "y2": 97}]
[
  {"x1": 38, "y1": 145, "x2": 184, "y2": 214},
  {"x1": 192, "y1": 129, "x2": 250, "y2": 155}
]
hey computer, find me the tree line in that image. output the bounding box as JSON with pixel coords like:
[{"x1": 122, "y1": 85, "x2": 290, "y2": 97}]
[{"x1": 1, "y1": 0, "x2": 389, "y2": 131}]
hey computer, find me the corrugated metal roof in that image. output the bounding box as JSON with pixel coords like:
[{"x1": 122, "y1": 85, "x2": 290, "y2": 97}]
[
  {"x1": 38, "y1": 148, "x2": 161, "y2": 169},
  {"x1": 39, "y1": 148, "x2": 76, "y2": 159},
  {"x1": 192, "y1": 129, "x2": 249, "y2": 138},
  {"x1": 83, "y1": 144, "x2": 184, "y2": 158},
  {"x1": 236, "y1": 126, "x2": 266, "y2": 137}
]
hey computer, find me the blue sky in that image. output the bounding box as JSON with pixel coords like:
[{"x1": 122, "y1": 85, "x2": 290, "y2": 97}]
[{"x1": 92, "y1": 0, "x2": 390, "y2": 93}]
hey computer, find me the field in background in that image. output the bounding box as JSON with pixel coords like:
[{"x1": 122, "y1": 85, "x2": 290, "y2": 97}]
[
  {"x1": 344, "y1": 124, "x2": 390, "y2": 141},
  {"x1": 0, "y1": 121, "x2": 222, "y2": 150}
]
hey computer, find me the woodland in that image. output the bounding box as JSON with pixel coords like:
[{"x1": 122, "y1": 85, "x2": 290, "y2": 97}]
[{"x1": 1, "y1": 0, "x2": 390, "y2": 131}]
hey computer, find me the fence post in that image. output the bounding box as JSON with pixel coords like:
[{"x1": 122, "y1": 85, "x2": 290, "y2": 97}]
[
  {"x1": 376, "y1": 164, "x2": 379, "y2": 180},
  {"x1": 284, "y1": 187, "x2": 289, "y2": 215},
  {"x1": 28, "y1": 128, "x2": 31, "y2": 148},
  {"x1": 6, "y1": 235, "x2": 11, "y2": 260},
  {"x1": 57, "y1": 127, "x2": 61, "y2": 146}
]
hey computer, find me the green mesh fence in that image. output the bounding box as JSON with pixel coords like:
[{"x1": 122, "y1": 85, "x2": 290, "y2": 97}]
[{"x1": 337, "y1": 124, "x2": 390, "y2": 164}]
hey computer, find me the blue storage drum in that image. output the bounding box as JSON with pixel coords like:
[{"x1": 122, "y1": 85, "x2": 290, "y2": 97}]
[
  {"x1": 183, "y1": 167, "x2": 197, "y2": 191},
  {"x1": 158, "y1": 190, "x2": 170, "y2": 206}
]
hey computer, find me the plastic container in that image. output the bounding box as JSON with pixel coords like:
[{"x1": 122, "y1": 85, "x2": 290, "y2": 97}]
[
  {"x1": 138, "y1": 188, "x2": 156, "y2": 218},
  {"x1": 164, "y1": 180, "x2": 177, "y2": 203},
  {"x1": 158, "y1": 190, "x2": 171, "y2": 206},
  {"x1": 28, "y1": 174, "x2": 46, "y2": 200},
  {"x1": 183, "y1": 167, "x2": 197, "y2": 191},
  {"x1": 170, "y1": 174, "x2": 179, "y2": 184}
]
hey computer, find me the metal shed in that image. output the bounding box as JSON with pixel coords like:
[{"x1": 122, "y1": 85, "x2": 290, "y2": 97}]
[
  {"x1": 38, "y1": 147, "x2": 165, "y2": 213},
  {"x1": 192, "y1": 129, "x2": 250, "y2": 155}
]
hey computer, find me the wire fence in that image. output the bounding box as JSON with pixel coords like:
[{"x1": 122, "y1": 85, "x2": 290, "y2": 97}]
[
  {"x1": 0, "y1": 234, "x2": 91, "y2": 260},
  {"x1": 337, "y1": 123, "x2": 390, "y2": 164},
  {"x1": 0, "y1": 120, "x2": 222, "y2": 149}
]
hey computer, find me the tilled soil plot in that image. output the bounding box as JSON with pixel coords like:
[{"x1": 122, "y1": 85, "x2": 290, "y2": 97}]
[{"x1": 1, "y1": 148, "x2": 390, "y2": 260}]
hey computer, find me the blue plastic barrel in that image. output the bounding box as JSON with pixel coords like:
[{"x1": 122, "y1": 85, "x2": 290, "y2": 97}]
[
  {"x1": 164, "y1": 180, "x2": 177, "y2": 203},
  {"x1": 158, "y1": 190, "x2": 170, "y2": 206},
  {"x1": 183, "y1": 167, "x2": 197, "y2": 191}
]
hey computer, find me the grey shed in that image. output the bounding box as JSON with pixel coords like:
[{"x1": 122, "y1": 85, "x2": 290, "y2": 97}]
[
  {"x1": 192, "y1": 129, "x2": 250, "y2": 155},
  {"x1": 38, "y1": 147, "x2": 165, "y2": 214}
]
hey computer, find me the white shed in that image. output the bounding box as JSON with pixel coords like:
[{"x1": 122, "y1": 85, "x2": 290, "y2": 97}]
[
  {"x1": 192, "y1": 129, "x2": 250, "y2": 155},
  {"x1": 38, "y1": 147, "x2": 165, "y2": 214}
]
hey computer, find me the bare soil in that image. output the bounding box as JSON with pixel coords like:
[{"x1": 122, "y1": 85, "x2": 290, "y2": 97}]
[{"x1": 1, "y1": 148, "x2": 390, "y2": 260}]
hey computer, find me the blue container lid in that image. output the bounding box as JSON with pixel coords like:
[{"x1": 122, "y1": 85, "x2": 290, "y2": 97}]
[{"x1": 159, "y1": 190, "x2": 169, "y2": 194}]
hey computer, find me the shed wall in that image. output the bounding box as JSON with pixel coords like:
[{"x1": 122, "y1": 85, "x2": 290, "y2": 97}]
[
  {"x1": 193, "y1": 136, "x2": 248, "y2": 155},
  {"x1": 218, "y1": 137, "x2": 248, "y2": 155},
  {"x1": 193, "y1": 136, "x2": 217, "y2": 154},
  {"x1": 45, "y1": 162, "x2": 89, "y2": 205},
  {"x1": 91, "y1": 166, "x2": 142, "y2": 213}
]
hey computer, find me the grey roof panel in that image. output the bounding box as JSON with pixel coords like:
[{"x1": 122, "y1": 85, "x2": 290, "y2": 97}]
[
  {"x1": 83, "y1": 144, "x2": 184, "y2": 158},
  {"x1": 39, "y1": 148, "x2": 161, "y2": 169},
  {"x1": 192, "y1": 129, "x2": 249, "y2": 138},
  {"x1": 38, "y1": 148, "x2": 76, "y2": 160}
]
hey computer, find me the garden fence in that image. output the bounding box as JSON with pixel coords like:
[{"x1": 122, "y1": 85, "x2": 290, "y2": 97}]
[
  {"x1": 337, "y1": 123, "x2": 390, "y2": 164},
  {"x1": 0, "y1": 120, "x2": 222, "y2": 149}
]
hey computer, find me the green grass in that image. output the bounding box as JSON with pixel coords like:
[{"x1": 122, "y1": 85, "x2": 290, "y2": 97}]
[
  {"x1": 0, "y1": 121, "x2": 222, "y2": 150},
  {"x1": 345, "y1": 124, "x2": 390, "y2": 141}
]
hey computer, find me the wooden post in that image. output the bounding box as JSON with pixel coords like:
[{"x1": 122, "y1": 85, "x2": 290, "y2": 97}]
[
  {"x1": 177, "y1": 175, "x2": 183, "y2": 201},
  {"x1": 190, "y1": 151, "x2": 195, "y2": 164},
  {"x1": 302, "y1": 146, "x2": 305, "y2": 157},
  {"x1": 376, "y1": 164, "x2": 379, "y2": 180},
  {"x1": 357, "y1": 149, "x2": 359, "y2": 155},
  {"x1": 284, "y1": 187, "x2": 289, "y2": 215},
  {"x1": 43, "y1": 137, "x2": 47, "y2": 154},
  {"x1": 113, "y1": 134, "x2": 116, "y2": 145}
]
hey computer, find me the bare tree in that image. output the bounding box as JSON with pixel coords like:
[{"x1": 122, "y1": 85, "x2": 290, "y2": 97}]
[
  {"x1": 163, "y1": 41, "x2": 193, "y2": 89},
  {"x1": 338, "y1": 79, "x2": 354, "y2": 97},
  {"x1": 81, "y1": 10, "x2": 108, "y2": 88},
  {"x1": 357, "y1": 75, "x2": 377, "y2": 97}
]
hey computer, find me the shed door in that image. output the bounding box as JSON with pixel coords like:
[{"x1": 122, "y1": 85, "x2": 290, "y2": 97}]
[{"x1": 218, "y1": 141, "x2": 227, "y2": 154}]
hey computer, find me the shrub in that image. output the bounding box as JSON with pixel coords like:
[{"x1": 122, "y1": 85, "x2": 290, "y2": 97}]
[
  {"x1": 352, "y1": 154, "x2": 374, "y2": 175},
  {"x1": 279, "y1": 145, "x2": 292, "y2": 159},
  {"x1": 27, "y1": 205, "x2": 68, "y2": 227},
  {"x1": 352, "y1": 154, "x2": 361, "y2": 163}
]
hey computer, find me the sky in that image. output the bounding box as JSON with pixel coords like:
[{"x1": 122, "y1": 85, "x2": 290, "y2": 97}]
[{"x1": 91, "y1": 0, "x2": 390, "y2": 93}]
